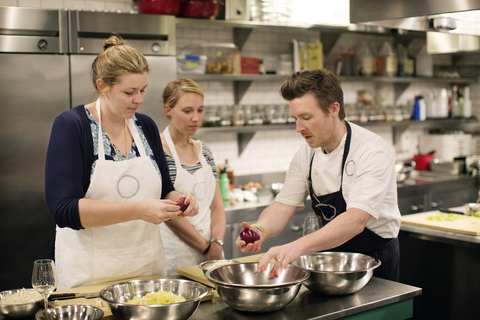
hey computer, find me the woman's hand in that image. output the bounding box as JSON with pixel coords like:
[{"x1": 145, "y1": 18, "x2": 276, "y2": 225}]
[
  {"x1": 203, "y1": 241, "x2": 224, "y2": 262},
  {"x1": 137, "y1": 199, "x2": 182, "y2": 224},
  {"x1": 181, "y1": 192, "x2": 199, "y2": 218},
  {"x1": 235, "y1": 221, "x2": 264, "y2": 254}
]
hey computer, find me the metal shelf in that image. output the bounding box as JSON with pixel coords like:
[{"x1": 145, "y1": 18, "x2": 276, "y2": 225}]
[
  {"x1": 187, "y1": 74, "x2": 288, "y2": 82},
  {"x1": 187, "y1": 74, "x2": 476, "y2": 84},
  {"x1": 196, "y1": 118, "x2": 478, "y2": 155},
  {"x1": 176, "y1": 17, "x2": 319, "y2": 30},
  {"x1": 187, "y1": 74, "x2": 476, "y2": 104}
]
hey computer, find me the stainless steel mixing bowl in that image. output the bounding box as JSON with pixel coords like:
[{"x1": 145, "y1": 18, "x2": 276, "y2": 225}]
[
  {"x1": 0, "y1": 289, "x2": 42, "y2": 319},
  {"x1": 99, "y1": 278, "x2": 208, "y2": 320},
  {"x1": 295, "y1": 252, "x2": 381, "y2": 295},
  {"x1": 205, "y1": 262, "x2": 310, "y2": 313},
  {"x1": 35, "y1": 305, "x2": 104, "y2": 320}
]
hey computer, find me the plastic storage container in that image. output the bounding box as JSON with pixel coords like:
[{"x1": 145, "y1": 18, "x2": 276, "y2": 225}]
[
  {"x1": 177, "y1": 55, "x2": 207, "y2": 74},
  {"x1": 357, "y1": 42, "x2": 375, "y2": 76},
  {"x1": 180, "y1": 43, "x2": 235, "y2": 74},
  {"x1": 376, "y1": 41, "x2": 397, "y2": 77},
  {"x1": 415, "y1": 44, "x2": 433, "y2": 77}
]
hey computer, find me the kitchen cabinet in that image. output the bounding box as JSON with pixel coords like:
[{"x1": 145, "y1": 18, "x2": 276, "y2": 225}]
[
  {"x1": 399, "y1": 209, "x2": 480, "y2": 320},
  {"x1": 397, "y1": 174, "x2": 478, "y2": 215}
]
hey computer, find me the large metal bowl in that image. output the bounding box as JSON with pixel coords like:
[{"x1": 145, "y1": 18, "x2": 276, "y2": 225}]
[
  {"x1": 0, "y1": 289, "x2": 42, "y2": 319},
  {"x1": 205, "y1": 262, "x2": 310, "y2": 313},
  {"x1": 295, "y1": 252, "x2": 381, "y2": 295},
  {"x1": 99, "y1": 278, "x2": 208, "y2": 320},
  {"x1": 35, "y1": 305, "x2": 104, "y2": 320}
]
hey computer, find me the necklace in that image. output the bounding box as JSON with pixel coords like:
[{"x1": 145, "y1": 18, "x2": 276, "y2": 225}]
[
  {"x1": 177, "y1": 137, "x2": 197, "y2": 164},
  {"x1": 102, "y1": 119, "x2": 128, "y2": 161}
]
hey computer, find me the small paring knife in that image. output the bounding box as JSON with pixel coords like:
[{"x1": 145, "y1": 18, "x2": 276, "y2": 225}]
[{"x1": 48, "y1": 292, "x2": 99, "y2": 301}]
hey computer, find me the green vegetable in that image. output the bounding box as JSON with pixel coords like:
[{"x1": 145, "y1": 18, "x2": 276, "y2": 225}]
[{"x1": 426, "y1": 213, "x2": 462, "y2": 222}]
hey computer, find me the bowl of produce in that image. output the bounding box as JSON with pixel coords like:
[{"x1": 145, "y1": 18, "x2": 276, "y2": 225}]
[
  {"x1": 198, "y1": 259, "x2": 237, "y2": 275},
  {"x1": 0, "y1": 288, "x2": 42, "y2": 319},
  {"x1": 294, "y1": 252, "x2": 381, "y2": 295},
  {"x1": 99, "y1": 278, "x2": 208, "y2": 320},
  {"x1": 35, "y1": 305, "x2": 104, "y2": 320},
  {"x1": 205, "y1": 262, "x2": 309, "y2": 312}
]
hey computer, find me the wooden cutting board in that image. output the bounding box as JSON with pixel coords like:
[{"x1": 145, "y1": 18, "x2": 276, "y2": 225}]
[
  {"x1": 49, "y1": 274, "x2": 213, "y2": 319},
  {"x1": 402, "y1": 211, "x2": 480, "y2": 236},
  {"x1": 176, "y1": 253, "x2": 266, "y2": 287}
]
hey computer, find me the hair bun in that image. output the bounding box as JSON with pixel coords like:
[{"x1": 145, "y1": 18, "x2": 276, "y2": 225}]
[{"x1": 103, "y1": 33, "x2": 125, "y2": 51}]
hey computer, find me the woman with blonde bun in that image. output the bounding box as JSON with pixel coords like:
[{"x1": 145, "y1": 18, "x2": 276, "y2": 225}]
[
  {"x1": 45, "y1": 34, "x2": 199, "y2": 290},
  {"x1": 159, "y1": 78, "x2": 226, "y2": 276}
]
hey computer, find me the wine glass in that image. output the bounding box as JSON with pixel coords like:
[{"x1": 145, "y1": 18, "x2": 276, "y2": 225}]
[
  {"x1": 303, "y1": 214, "x2": 320, "y2": 236},
  {"x1": 32, "y1": 259, "x2": 57, "y2": 310}
]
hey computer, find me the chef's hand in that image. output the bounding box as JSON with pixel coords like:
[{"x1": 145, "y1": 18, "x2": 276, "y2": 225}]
[
  {"x1": 139, "y1": 199, "x2": 182, "y2": 224},
  {"x1": 181, "y1": 192, "x2": 199, "y2": 217},
  {"x1": 258, "y1": 243, "x2": 302, "y2": 278},
  {"x1": 235, "y1": 221, "x2": 264, "y2": 254}
]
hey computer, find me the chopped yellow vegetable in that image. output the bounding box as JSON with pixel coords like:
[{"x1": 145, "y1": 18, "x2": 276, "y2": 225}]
[{"x1": 126, "y1": 290, "x2": 185, "y2": 305}]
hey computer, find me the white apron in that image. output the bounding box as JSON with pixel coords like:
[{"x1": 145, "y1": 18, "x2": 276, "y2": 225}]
[
  {"x1": 159, "y1": 126, "x2": 216, "y2": 276},
  {"x1": 55, "y1": 99, "x2": 166, "y2": 290}
]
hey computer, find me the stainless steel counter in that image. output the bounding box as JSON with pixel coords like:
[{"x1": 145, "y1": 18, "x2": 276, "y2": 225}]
[{"x1": 190, "y1": 277, "x2": 421, "y2": 320}]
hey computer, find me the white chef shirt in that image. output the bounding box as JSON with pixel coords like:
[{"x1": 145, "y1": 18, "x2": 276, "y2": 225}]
[{"x1": 276, "y1": 122, "x2": 401, "y2": 238}]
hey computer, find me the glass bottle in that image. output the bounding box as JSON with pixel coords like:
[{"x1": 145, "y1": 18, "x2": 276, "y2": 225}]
[
  {"x1": 396, "y1": 43, "x2": 408, "y2": 77},
  {"x1": 340, "y1": 47, "x2": 351, "y2": 76}
]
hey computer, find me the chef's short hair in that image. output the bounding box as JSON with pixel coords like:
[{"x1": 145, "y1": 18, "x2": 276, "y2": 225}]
[
  {"x1": 162, "y1": 78, "x2": 204, "y2": 119},
  {"x1": 280, "y1": 69, "x2": 345, "y2": 120},
  {"x1": 91, "y1": 33, "x2": 150, "y2": 95}
]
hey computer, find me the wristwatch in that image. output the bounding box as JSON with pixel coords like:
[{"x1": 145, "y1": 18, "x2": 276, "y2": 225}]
[{"x1": 209, "y1": 238, "x2": 224, "y2": 247}]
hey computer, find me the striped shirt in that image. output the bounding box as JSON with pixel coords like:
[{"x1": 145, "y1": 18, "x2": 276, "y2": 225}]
[{"x1": 165, "y1": 141, "x2": 219, "y2": 184}]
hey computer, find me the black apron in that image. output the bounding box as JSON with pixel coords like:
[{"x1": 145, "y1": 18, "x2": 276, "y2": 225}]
[{"x1": 308, "y1": 121, "x2": 399, "y2": 281}]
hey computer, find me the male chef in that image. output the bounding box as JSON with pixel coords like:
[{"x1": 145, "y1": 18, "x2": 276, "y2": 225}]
[{"x1": 236, "y1": 69, "x2": 401, "y2": 281}]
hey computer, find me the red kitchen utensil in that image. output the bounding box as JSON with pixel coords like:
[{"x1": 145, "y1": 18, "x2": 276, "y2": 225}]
[{"x1": 414, "y1": 153, "x2": 434, "y2": 171}]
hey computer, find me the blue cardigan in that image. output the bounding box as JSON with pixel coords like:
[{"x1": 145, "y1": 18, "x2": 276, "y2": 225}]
[{"x1": 45, "y1": 105, "x2": 175, "y2": 231}]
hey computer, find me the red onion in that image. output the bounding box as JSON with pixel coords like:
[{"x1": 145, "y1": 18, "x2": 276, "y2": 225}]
[
  {"x1": 176, "y1": 196, "x2": 188, "y2": 212},
  {"x1": 239, "y1": 228, "x2": 260, "y2": 244}
]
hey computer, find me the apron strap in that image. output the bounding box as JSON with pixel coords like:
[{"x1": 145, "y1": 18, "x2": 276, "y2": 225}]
[
  {"x1": 96, "y1": 98, "x2": 106, "y2": 162},
  {"x1": 95, "y1": 98, "x2": 147, "y2": 160},
  {"x1": 126, "y1": 118, "x2": 147, "y2": 157},
  {"x1": 164, "y1": 126, "x2": 204, "y2": 170}
]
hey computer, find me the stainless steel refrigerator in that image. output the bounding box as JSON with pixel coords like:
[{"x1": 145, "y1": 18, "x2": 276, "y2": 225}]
[
  {"x1": 0, "y1": 7, "x2": 69, "y2": 290},
  {"x1": 0, "y1": 8, "x2": 177, "y2": 291}
]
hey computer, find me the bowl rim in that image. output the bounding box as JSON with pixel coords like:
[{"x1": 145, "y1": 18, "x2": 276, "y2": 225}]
[
  {"x1": 297, "y1": 252, "x2": 382, "y2": 274},
  {"x1": 198, "y1": 259, "x2": 237, "y2": 271},
  {"x1": 205, "y1": 262, "x2": 310, "y2": 288},
  {"x1": 35, "y1": 304, "x2": 104, "y2": 320},
  {"x1": 99, "y1": 278, "x2": 208, "y2": 307},
  {"x1": 0, "y1": 288, "x2": 43, "y2": 305}
]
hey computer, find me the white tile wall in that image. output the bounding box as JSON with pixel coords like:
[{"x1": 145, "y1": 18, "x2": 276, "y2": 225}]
[{"x1": 5, "y1": 0, "x2": 480, "y2": 176}]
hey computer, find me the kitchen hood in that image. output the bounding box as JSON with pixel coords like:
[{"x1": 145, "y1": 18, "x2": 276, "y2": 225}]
[
  {"x1": 350, "y1": 0, "x2": 480, "y2": 53},
  {"x1": 350, "y1": 0, "x2": 480, "y2": 36}
]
